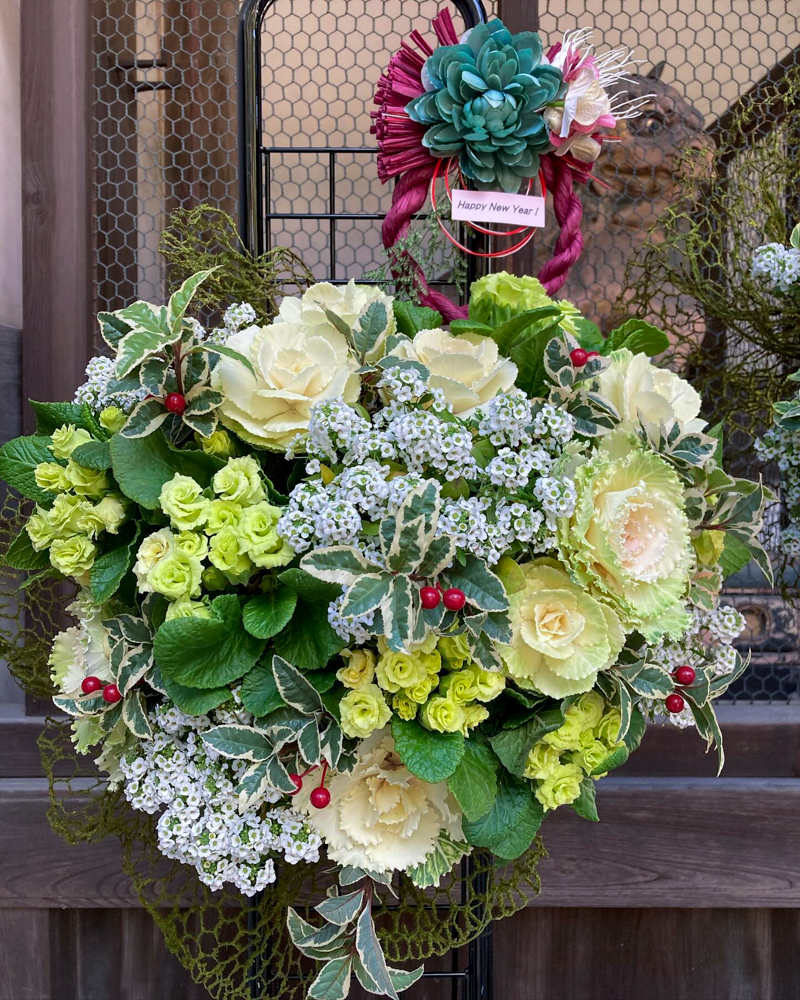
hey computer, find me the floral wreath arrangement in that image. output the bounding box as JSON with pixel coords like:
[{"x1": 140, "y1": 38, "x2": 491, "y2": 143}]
[
  {"x1": 754, "y1": 223, "x2": 800, "y2": 560},
  {"x1": 373, "y1": 10, "x2": 652, "y2": 318},
  {"x1": 0, "y1": 258, "x2": 770, "y2": 996}
]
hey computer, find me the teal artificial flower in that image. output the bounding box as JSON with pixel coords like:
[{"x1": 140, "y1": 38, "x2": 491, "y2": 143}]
[{"x1": 406, "y1": 18, "x2": 564, "y2": 192}]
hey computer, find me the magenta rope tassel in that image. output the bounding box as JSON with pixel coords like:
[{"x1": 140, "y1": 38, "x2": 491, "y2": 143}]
[{"x1": 537, "y1": 155, "x2": 584, "y2": 295}]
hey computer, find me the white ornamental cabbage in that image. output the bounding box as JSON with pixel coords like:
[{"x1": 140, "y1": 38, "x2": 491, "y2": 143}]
[
  {"x1": 396, "y1": 328, "x2": 517, "y2": 417},
  {"x1": 213, "y1": 320, "x2": 360, "y2": 450},
  {"x1": 300, "y1": 729, "x2": 463, "y2": 873},
  {"x1": 277, "y1": 279, "x2": 395, "y2": 363}
]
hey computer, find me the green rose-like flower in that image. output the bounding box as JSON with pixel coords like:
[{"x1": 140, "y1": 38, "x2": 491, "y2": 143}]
[
  {"x1": 437, "y1": 633, "x2": 470, "y2": 670},
  {"x1": 159, "y1": 474, "x2": 209, "y2": 531},
  {"x1": 208, "y1": 525, "x2": 252, "y2": 583},
  {"x1": 420, "y1": 695, "x2": 466, "y2": 734},
  {"x1": 197, "y1": 428, "x2": 236, "y2": 459},
  {"x1": 438, "y1": 669, "x2": 479, "y2": 704},
  {"x1": 49, "y1": 424, "x2": 91, "y2": 460},
  {"x1": 339, "y1": 684, "x2": 392, "y2": 739},
  {"x1": 376, "y1": 648, "x2": 429, "y2": 693},
  {"x1": 99, "y1": 406, "x2": 126, "y2": 433},
  {"x1": 34, "y1": 462, "x2": 72, "y2": 494},
  {"x1": 174, "y1": 531, "x2": 209, "y2": 561},
  {"x1": 464, "y1": 664, "x2": 506, "y2": 702},
  {"x1": 49, "y1": 534, "x2": 97, "y2": 576},
  {"x1": 48, "y1": 494, "x2": 90, "y2": 537},
  {"x1": 406, "y1": 19, "x2": 563, "y2": 192},
  {"x1": 571, "y1": 739, "x2": 613, "y2": 774},
  {"x1": 498, "y1": 559, "x2": 625, "y2": 698},
  {"x1": 534, "y1": 762, "x2": 584, "y2": 811},
  {"x1": 164, "y1": 597, "x2": 212, "y2": 621},
  {"x1": 542, "y1": 705, "x2": 587, "y2": 752},
  {"x1": 212, "y1": 456, "x2": 265, "y2": 506},
  {"x1": 147, "y1": 553, "x2": 202, "y2": 600},
  {"x1": 336, "y1": 649, "x2": 377, "y2": 689},
  {"x1": 595, "y1": 708, "x2": 623, "y2": 746},
  {"x1": 93, "y1": 495, "x2": 127, "y2": 534},
  {"x1": 66, "y1": 460, "x2": 110, "y2": 498},
  {"x1": 462, "y1": 703, "x2": 489, "y2": 734},
  {"x1": 238, "y1": 502, "x2": 294, "y2": 568},
  {"x1": 469, "y1": 271, "x2": 581, "y2": 333},
  {"x1": 406, "y1": 675, "x2": 438, "y2": 705},
  {"x1": 205, "y1": 499, "x2": 243, "y2": 534},
  {"x1": 558, "y1": 432, "x2": 693, "y2": 641},
  {"x1": 134, "y1": 528, "x2": 174, "y2": 592},
  {"x1": 26, "y1": 508, "x2": 58, "y2": 550},
  {"x1": 523, "y1": 740, "x2": 561, "y2": 780},
  {"x1": 392, "y1": 692, "x2": 418, "y2": 720}
]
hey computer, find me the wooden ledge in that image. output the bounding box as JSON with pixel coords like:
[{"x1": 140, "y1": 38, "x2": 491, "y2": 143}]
[{"x1": 1, "y1": 776, "x2": 798, "y2": 909}]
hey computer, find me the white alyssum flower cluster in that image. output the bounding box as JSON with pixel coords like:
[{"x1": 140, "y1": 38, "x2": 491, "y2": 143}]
[
  {"x1": 119, "y1": 699, "x2": 321, "y2": 895},
  {"x1": 647, "y1": 604, "x2": 745, "y2": 729},
  {"x1": 751, "y1": 243, "x2": 800, "y2": 294},
  {"x1": 755, "y1": 423, "x2": 800, "y2": 556},
  {"x1": 74, "y1": 356, "x2": 148, "y2": 414},
  {"x1": 205, "y1": 302, "x2": 258, "y2": 345}
]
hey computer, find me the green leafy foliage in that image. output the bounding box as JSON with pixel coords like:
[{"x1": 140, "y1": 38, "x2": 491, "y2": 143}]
[
  {"x1": 242, "y1": 585, "x2": 297, "y2": 639},
  {"x1": 90, "y1": 524, "x2": 141, "y2": 604},
  {"x1": 390, "y1": 717, "x2": 464, "y2": 783},
  {"x1": 71, "y1": 440, "x2": 112, "y2": 470},
  {"x1": 461, "y1": 770, "x2": 543, "y2": 859},
  {"x1": 109, "y1": 432, "x2": 224, "y2": 508},
  {"x1": 489, "y1": 709, "x2": 564, "y2": 776},
  {"x1": 0, "y1": 434, "x2": 57, "y2": 503},
  {"x1": 5, "y1": 528, "x2": 50, "y2": 572},
  {"x1": 604, "y1": 318, "x2": 669, "y2": 357},
  {"x1": 571, "y1": 775, "x2": 600, "y2": 821},
  {"x1": 393, "y1": 300, "x2": 442, "y2": 337},
  {"x1": 446, "y1": 739, "x2": 499, "y2": 821}
]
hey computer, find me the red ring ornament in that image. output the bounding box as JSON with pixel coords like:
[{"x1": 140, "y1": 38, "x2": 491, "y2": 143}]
[{"x1": 429, "y1": 157, "x2": 547, "y2": 259}]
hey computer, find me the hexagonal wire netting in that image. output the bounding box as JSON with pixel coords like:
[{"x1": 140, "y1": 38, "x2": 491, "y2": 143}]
[{"x1": 88, "y1": 0, "x2": 799, "y2": 701}]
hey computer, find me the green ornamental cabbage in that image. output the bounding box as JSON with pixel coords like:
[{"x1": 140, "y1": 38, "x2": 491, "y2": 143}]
[
  {"x1": 558, "y1": 432, "x2": 693, "y2": 642},
  {"x1": 406, "y1": 19, "x2": 564, "y2": 192}
]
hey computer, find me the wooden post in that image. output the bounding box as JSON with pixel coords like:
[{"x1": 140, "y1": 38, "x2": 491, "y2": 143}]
[{"x1": 21, "y1": 0, "x2": 94, "y2": 429}]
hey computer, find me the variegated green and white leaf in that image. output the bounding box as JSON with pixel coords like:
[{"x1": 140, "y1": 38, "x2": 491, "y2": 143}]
[
  {"x1": 201, "y1": 724, "x2": 273, "y2": 761},
  {"x1": 166, "y1": 267, "x2": 219, "y2": 335},
  {"x1": 119, "y1": 397, "x2": 169, "y2": 439},
  {"x1": 386, "y1": 513, "x2": 426, "y2": 573},
  {"x1": 236, "y1": 759, "x2": 273, "y2": 811},
  {"x1": 320, "y1": 722, "x2": 343, "y2": 769},
  {"x1": 354, "y1": 905, "x2": 398, "y2": 999},
  {"x1": 139, "y1": 356, "x2": 170, "y2": 394},
  {"x1": 272, "y1": 655, "x2": 324, "y2": 716},
  {"x1": 406, "y1": 832, "x2": 471, "y2": 888},
  {"x1": 100, "y1": 701, "x2": 123, "y2": 733},
  {"x1": 266, "y1": 753, "x2": 298, "y2": 794},
  {"x1": 339, "y1": 572, "x2": 394, "y2": 619},
  {"x1": 115, "y1": 614, "x2": 152, "y2": 645},
  {"x1": 468, "y1": 630, "x2": 503, "y2": 672},
  {"x1": 298, "y1": 718, "x2": 321, "y2": 765},
  {"x1": 445, "y1": 554, "x2": 508, "y2": 612},
  {"x1": 287, "y1": 908, "x2": 351, "y2": 952},
  {"x1": 189, "y1": 342, "x2": 256, "y2": 377},
  {"x1": 383, "y1": 574, "x2": 415, "y2": 653},
  {"x1": 417, "y1": 534, "x2": 456, "y2": 578},
  {"x1": 181, "y1": 409, "x2": 217, "y2": 439},
  {"x1": 544, "y1": 336, "x2": 574, "y2": 389},
  {"x1": 115, "y1": 328, "x2": 175, "y2": 379},
  {"x1": 315, "y1": 888, "x2": 365, "y2": 926},
  {"x1": 301, "y1": 546, "x2": 371, "y2": 587},
  {"x1": 122, "y1": 690, "x2": 152, "y2": 739},
  {"x1": 481, "y1": 610, "x2": 512, "y2": 644},
  {"x1": 307, "y1": 956, "x2": 353, "y2": 1000},
  {"x1": 98, "y1": 311, "x2": 132, "y2": 350},
  {"x1": 184, "y1": 383, "x2": 224, "y2": 413},
  {"x1": 396, "y1": 479, "x2": 439, "y2": 538},
  {"x1": 116, "y1": 642, "x2": 153, "y2": 695},
  {"x1": 115, "y1": 299, "x2": 167, "y2": 337}
]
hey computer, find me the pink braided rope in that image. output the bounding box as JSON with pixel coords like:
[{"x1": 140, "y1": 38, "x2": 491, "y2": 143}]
[{"x1": 537, "y1": 155, "x2": 584, "y2": 295}]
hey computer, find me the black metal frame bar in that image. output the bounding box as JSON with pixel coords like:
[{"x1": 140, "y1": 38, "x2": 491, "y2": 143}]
[{"x1": 238, "y1": 2, "x2": 492, "y2": 995}]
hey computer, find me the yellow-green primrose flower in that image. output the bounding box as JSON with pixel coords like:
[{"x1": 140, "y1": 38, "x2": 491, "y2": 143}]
[
  {"x1": 208, "y1": 525, "x2": 252, "y2": 580},
  {"x1": 159, "y1": 474, "x2": 209, "y2": 531},
  {"x1": 48, "y1": 494, "x2": 90, "y2": 536},
  {"x1": 93, "y1": 495, "x2": 127, "y2": 534},
  {"x1": 202, "y1": 566, "x2": 228, "y2": 591},
  {"x1": 461, "y1": 703, "x2": 489, "y2": 734},
  {"x1": 26, "y1": 508, "x2": 58, "y2": 550},
  {"x1": 574, "y1": 691, "x2": 605, "y2": 730},
  {"x1": 376, "y1": 649, "x2": 429, "y2": 693},
  {"x1": 392, "y1": 691, "x2": 418, "y2": 720},
  {"x1": 693, "y1": 529, "x2": 725, "y2": 568},
  {"x1": 212, "y1": 456, "x2": 264, "y2": 506},
  {"x1": 99, "y1": 406, "x2": 126, "y2": 434},
  {"x1": 464, "y1": 664, "x2": 506, "y2": 702},
  {"x1": 49, "y1": 424, "x2": 91, "y2": 460},
  {"x1": 174, "y1": 531, "x2": 209, "y2": 561},
  {"x1": 164, "y1": 597, "x2": 213, "y2": 621},
  {"x1": 134, "y1": 528, "x2": 174, "y2": 591},
  {"x1": 147, "y1": 553, "x2": 203, "y2": 600},
  {"x1": 336, "y1": 648, "x2": 376, "y2": 689},
  {"x1": 238, "y1": 502, "x2": 294, "y2": 568},
  {"x1": 436, "y1": 633, "x2": 470, "y2": 670},
  {"x1": 66, "y1": 459, "x2": 110, "y2": 498},
  {"x1": 339, "y1": 683, "x2": 391, "y2": 739},
  {"x1": 523, "y1": 741, "x2": 562, "y2": 780},
  {"x1": 205, "y1": 499, "x2": 243, "y2": 534},
  {"x1": 571, "y1": 739, "x2": 614, "y2": 774},
  {"x1": 74, "y1": 504, "x2": 107, "y2": 539},
  {"x1": 543, "y1": 705, "x2": 587, "y2": 752},
  {"x1": 595, "y1": 708, "x2": 623, "y2": 746},
  {"x1": 49, "y1": 534, "x2": 97, "y2": 576},
  {"x1": 535, "y1": 762, "x2": 584, "y2": 811},
  {"x1": 420, "y1": 694, "x2": 466, "y2": 734},
  {"x1": 438, "y1": 669, "x2": 479, "y2": 704},
  {"x1": 405, "y1": 675, "x2": 437, "y2": 705},
  {"x1": 197, "y1": 428, "x2": 235, "y2": 459},
  {"x1": 34, "y1": 462, "x2": 72, "y2": 493}
]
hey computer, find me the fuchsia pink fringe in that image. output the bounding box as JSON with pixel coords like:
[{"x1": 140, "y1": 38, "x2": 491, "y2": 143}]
[{"x1": 371, "y1": 8, "x2": 587, "y2": 314}]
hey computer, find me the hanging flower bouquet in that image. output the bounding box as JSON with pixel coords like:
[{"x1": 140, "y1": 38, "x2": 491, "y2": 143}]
[{"x1": 0, "y1": 262, "x2": 770, "y2": 997}]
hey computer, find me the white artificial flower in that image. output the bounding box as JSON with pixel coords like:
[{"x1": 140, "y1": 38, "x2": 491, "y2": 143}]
[
  {"x1": 395, "y1": 329, "x2": 517, "y2": 417},
  {"x1": 213, "y1": 320, "x2": 361, "y2": 451},
  {"x1": 299, "y1": 729, "x2": 462, "y2": 873},
  {"x1": 597, "y1": 348, "x2": 705, "y2": 434}
]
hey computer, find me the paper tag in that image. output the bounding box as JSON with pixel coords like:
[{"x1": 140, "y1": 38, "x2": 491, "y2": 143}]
[{"x1": 450, "y1": 189, "x2": 546, "y2": 227}]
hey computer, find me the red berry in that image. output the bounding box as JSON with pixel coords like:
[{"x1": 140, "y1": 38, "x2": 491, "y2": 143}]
[
  {"x1": 442, "y1": 587, "x2": 466, "y2": 611},
  {"x1": 674, "y1": 665, "x2": 696, "y2": 687},
  {"x1": 570, "y1": 348, "x2": 589, "y2": 367},
  {"x1": 310, "y1": 786, "x2": 331, "y2": 809},
  {"x1": 665, "y1": 693, "x2": 685, "y2": 714},
  {"x1": 288, "y1": 774, "x2": 303, "y2": 794},
  {"x1": 102, "y1": 683, "x2": 122, "y2": 704},
  {"x1": 81, "y1": 676, "x2": 102, "y2": 695},
  {"x1": 420, "y1": 586, "x2": 441, "y2": 610},
  {"x1": 164, "y1": 392, "x2": 186, "y2": 415},
  {"x1": 586, "y1": 351, "x2": 600, "y2": 359}
]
